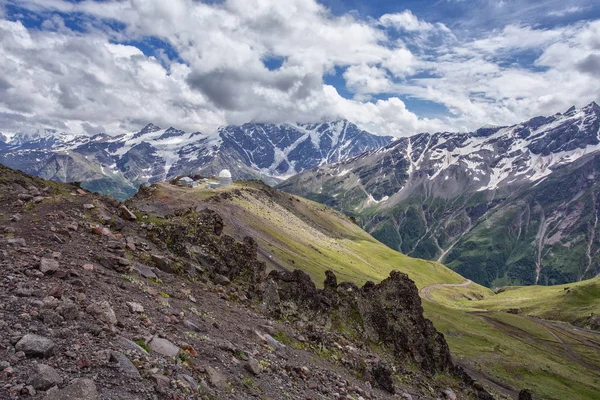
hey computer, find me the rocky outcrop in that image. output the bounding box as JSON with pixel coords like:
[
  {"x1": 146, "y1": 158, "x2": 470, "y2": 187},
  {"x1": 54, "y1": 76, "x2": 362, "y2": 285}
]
[
  {"x1": 152, "y1": 208, "x2": 266, "y2": 294},
  {"x1": 263, "y1": 269, "x2": 453, "y2": 374}
]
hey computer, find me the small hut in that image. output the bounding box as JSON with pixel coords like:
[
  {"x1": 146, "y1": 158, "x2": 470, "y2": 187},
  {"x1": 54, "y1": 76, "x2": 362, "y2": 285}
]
[
  {"x1": 219, "y1": 169, "x2": 232, "y2": 187},
  {"x1": 179, "y1": 177, "x2": 198, "y2": 188}
]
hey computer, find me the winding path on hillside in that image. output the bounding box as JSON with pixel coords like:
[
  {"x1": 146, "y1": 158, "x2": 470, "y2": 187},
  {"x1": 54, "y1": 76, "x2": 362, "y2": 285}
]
[
  {"x1": 420, "y1": 279, "x2": 472, "y2": 303},
  {"x1": 527, "y1": 317, "x2": 600, "y2": 373}
]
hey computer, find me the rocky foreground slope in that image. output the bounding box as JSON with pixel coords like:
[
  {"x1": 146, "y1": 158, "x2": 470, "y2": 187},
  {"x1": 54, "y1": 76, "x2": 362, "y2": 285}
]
[{"x1": 0, "y1": 164, "x2": 492, "y2": 399}]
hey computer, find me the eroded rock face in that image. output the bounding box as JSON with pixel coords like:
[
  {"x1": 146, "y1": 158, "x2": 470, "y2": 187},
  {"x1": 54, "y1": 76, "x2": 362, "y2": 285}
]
[
  {"x1": 263, "y1": 269, "x2": 453, "y2": 374},
  {"x1": 154, "y1": 209, "x2": 266, "y2": 292}
]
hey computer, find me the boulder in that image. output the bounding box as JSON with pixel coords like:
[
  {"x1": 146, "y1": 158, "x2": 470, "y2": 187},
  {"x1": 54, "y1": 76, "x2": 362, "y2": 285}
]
[
  {"x1": 442, "y1": 388, "x2": 457, "y2": 400},
  {"x1": 371, "y1": 362, "x2": 395, "y2": 394},
  {"x1": 119, "y1": 205, "x2": 137, "y2": 221},
  {"x1": 213, "y1": 274, "x2": 231, "y2": 286},
  {"x1": 110, "y1": 351, "x2": 141, "y2": 379},
  {"x1": 519, "y1": 389, "x2": 534, "y2": 400},
  {"x1": 15, "y1": 334, "x2": 55, "y2": 358},
  {"x1": 86, "y1": 301, "x2": 118, "y2": 324},
  {"x1": 151, "y1": 254, "x2": 175, "y2": 274},
  {"x1": 126, "y1": 302, "x2": 144, "y2": 313},
  {"x1": 132, "y1": 262, "x2": 158, "y2": 280},
  {"x1": 39, "y1": 259, "x2": 59, "y2": 274},
  {"x1": 205, "y1": 366, "x2": 227, "y2": 390},
  {"x1": 245, "y1": 357, "x2": 261, "y2": 376},
  {"x1": 147, "y1": 336, "x2": 180, "y2": 357},
  {"x1": 27, "y1": 364, "x2": 63, "y2": 390},
  {"x1": 6, "y1": 238, "x2": 26, "y2": 247},
  {"x1": 43, "y1": 378, "x2": 98, "y2": 400}
]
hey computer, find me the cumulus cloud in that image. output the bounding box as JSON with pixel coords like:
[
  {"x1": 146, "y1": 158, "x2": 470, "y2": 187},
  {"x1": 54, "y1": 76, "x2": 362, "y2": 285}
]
[{"x1": 0, "y1": 0, "x2": 598, "y2": 138}]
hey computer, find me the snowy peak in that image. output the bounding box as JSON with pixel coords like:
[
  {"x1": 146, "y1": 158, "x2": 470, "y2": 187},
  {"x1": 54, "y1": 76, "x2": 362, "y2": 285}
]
[
  {"x1": 0, "y1": 120, "x2": 391, "y2": 199},
  {"x1": 137, "y1": 123, "x2": 161, "y2": 135},
  {"x1": 280, "y1": 101, "x2": 600, "y2": 208}
]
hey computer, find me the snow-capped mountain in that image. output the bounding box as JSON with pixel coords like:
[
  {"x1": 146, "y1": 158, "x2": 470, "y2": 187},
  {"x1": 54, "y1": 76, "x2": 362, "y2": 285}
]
[
  {"x1": 0, "y1": 120, "x2": 392, "y2": 200},
  {"x1": 279, "y1": 102, "x2": 600, "y2": 287}
]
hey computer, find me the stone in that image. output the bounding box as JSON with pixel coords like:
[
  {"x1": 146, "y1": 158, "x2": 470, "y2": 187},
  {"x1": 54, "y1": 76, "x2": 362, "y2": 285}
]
[
  {"x1": 18, "y1": 193, "x2": 33, "y2": 201},
  {"x1": 6, "y1": 238, "x2": 26, "y2": 247},
  {"x1": 39, "y1": 259, "x2": 59, "y2": 274},
  {"x1": 147, "y1": 336, "x2": 180, "y2": 357},
  {"x1": 151, "y1": 254, "x2": 175, "y2": 274},
  {"x1": 177, "y1": 374, "x2": 198, "y2": 391},
  {"x1": 205, "y1": 366, "x2": 228, "y2": 390},
  {"x1": 15, "y1": 335, "x2": 55, "y2": 358},
  {"x1": 110, "y1": 351, "x2": 141, "y2": 379},
  {"x1": 182, "y1": 320, "x2": 203, "y2": 332},
  {"x1": 126, "y1": 302, "x2": 144, "y2": 313},
  {"x1": 57, "y1": 300, "x2": 80, "y2": 321},
  {"x1": 371, "y1": 362, "x2": 395, "y2": 394},
  {"x1": 83, "y1": 204, "x2": 95, "y2": 210},
  {"x1": 115, "y1": 336, "x2": 149, "y2": 354},
  {"x1": 126, "y1": 237, "x2": 136, "y2": 251},
  {"x1": 133, "y1": 262, "x2": 158, "y2": 280},
  {"x1": 43, "y1": 378, "x2": 98, "y2": 400},
  {"x1": 27, "y1": 364, "x2": 63, "y2": 390},
  {"x1": 119, "y1": 205, "x2": 137, "y2": 221},
  {"x1": 86, "y1": 301, "x2": 118, "y2": 324},
  {"x1": 245, "y1": 357, "x2": 261, "y2": 376},
  {"x1": 213, "y1": 274, "x2": 231, "y2": 286},
  {"x1": 442, "y1": 388, "x2": 457, "y2": 400},
  {"x1": 519, "y1": 389, "x2": 533, "y2": 400},
  {"x1": 98, "y1": 254, "x2": 131, "y2": 273},
  {"x1": 33, "y1": 196, "x2": 45, "y2": 203},
  {"x1": 152, "y1": 374, "x2": 170, "y2": 393},
  {"x1": 82, "y1": 264, "x2": 96, "y2": 271}
]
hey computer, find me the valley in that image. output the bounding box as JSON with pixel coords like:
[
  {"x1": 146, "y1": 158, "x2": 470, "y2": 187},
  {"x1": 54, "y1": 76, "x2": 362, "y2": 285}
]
[{"x1": 130, "y1": 180, "x2": 600, "y2": 399}]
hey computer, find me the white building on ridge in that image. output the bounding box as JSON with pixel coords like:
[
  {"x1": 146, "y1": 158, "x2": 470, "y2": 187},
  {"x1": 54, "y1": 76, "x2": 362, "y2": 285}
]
[{"x1": 219, "y1": 169, "x2": 232, "y2": 187}]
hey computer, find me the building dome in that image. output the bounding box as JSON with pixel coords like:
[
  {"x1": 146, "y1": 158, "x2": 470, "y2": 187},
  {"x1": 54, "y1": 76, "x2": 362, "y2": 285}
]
[{"x1": 218, "y1": 169, "x2": 233, "y2": 187}]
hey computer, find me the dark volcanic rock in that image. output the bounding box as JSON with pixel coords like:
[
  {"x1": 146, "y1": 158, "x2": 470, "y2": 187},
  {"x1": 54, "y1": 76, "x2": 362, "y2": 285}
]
[{"x1": 264, "y1": 269, "x2": 453, "y2": 374}]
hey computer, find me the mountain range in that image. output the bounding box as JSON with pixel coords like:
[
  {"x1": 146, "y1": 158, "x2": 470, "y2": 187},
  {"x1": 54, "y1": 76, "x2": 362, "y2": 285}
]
[
  {"x1": 0, "y1": 120, "x2": 391, "y2": 200},
  {"x1": 3, "y1": 102, "x2": 600, "y2": 288},
  {"x1": 279, "y1": 102, "x2": 600, "y2": 287}
]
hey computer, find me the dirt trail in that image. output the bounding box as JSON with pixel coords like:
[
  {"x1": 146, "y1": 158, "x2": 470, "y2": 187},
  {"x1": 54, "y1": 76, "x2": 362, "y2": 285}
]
[
  {"x1": 455, "y1": 362, "x2": 518, "y2": 399},
  {"x1": 420, "y1": 279, "x2": 472, "y2": 303},
  {"x1": 527, "y1": 318, "x2": 600, "y2": 373}
]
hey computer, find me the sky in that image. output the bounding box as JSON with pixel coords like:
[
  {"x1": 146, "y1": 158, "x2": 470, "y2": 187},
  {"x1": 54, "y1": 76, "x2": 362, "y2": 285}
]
[{"x1": 0, "y1": 0, "x2": 599, "y2": 137}]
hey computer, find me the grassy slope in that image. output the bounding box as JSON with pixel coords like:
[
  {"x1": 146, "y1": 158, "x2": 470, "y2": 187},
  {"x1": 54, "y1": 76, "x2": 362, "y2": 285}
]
[
  {"x1": 148, "y1": 181, "x2": 466, "y2": 289},
  {"x1": 424, "y1": 279, "x2": 600, "y2": 399},
  {"x1": 145, "y1": 182, "x2": 600, "y2": 400},
  {"x1": 430, "y1": 278, "x2": 600, "y2": 326}
]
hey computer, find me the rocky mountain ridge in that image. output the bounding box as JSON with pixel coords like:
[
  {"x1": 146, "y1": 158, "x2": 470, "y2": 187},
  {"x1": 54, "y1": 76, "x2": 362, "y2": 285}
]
[
  {"x1": 0, "y1": 120, "x2": 391, "y2": 200},
  {"x1": 279, "y1": 102, "x2": 600, "y2": 287},
  {"x1": 0, "y1": 164, "x2": 490, "y2": 399}
]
